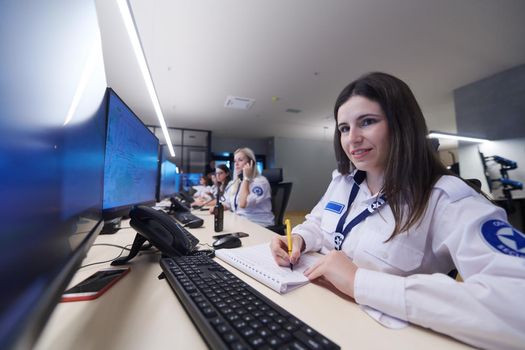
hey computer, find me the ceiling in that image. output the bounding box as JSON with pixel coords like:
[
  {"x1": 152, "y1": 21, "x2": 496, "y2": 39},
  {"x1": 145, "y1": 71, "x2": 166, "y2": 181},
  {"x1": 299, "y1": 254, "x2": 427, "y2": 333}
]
[{"x1": 97, "y1": 0, "x2": 525, "y2": 149}]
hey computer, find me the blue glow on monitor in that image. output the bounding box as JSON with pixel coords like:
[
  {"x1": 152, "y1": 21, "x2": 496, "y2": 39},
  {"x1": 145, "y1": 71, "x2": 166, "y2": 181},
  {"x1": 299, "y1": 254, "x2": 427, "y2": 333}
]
[
  {"x1": 0, "y1": 0, "x2": 107, "y2": 344},
  {"x1": 215, "y1": 160, "x2": 231, "y2": 169},
  {"x1": 182, "y1": 173, "x2": 202, "y2": 192},
  {"x1": 158, "y1": 145, "x2": 180, "y2": 200},
  {"x1": 103, "y1": 90, "x2": 159, "y2": 215}
]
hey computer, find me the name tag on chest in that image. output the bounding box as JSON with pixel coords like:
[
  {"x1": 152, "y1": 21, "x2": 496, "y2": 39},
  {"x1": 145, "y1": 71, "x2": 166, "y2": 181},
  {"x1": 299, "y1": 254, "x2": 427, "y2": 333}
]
[{"x1": 325, "y1": 201, "x2": 345, "y2": 214}]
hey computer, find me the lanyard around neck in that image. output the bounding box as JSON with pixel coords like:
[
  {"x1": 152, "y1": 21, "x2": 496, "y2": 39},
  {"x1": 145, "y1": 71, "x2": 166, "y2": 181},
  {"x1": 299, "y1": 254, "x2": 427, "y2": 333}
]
[
  {"x1": 233, "y1": 180, "x2": 242, "y2": 210},
  {"x1": 334, "y1": 171, "x2": 386, "y2": 250}
]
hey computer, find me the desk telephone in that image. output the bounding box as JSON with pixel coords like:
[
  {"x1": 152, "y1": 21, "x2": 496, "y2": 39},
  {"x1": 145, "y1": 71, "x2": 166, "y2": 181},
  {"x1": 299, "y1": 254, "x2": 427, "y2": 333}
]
[
  {"x1": 169, "y1": 196, "x2": 205, "y2": 228},
  {"x1": 174, "y1": 191, "x2": 194, "y2": 205},
  {"x1": 170, "y1": 196, "x2": 191, "y2": 212},
  {"x1": 111, "y1": 206, "x2": 198, "y2": 266}
]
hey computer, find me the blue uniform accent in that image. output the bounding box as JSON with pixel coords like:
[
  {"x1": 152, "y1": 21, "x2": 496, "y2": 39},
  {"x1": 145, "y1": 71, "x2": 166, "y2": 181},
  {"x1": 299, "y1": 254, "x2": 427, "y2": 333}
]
[
  {"x1": 481, "y1": 220, "x2": 525, "y2": 258},
  {"x1": 325, "y1": 201, "x2": 345, "y2": 214},
  {"x1": 252, "y1": 186, "x2": 263, "y2": 196},
  {"x1": 332, "y1": 170, "x2": 386, "y2": 250}
]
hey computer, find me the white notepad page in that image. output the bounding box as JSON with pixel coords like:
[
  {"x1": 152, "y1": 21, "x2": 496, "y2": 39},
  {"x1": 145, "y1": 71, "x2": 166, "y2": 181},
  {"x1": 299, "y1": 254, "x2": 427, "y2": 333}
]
[{"x1": 215, "y1": 243, "x2": 321, "y2": 293}]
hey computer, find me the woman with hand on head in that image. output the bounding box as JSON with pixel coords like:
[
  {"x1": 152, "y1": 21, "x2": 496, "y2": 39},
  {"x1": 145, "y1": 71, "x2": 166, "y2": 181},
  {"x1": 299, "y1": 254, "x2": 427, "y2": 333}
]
[
  {"x1": 270, "y1": 72, "x2": 525, "y2": 349},
  {"x1": 224, "y1": 147, "x2": 274, "y2": 227}
]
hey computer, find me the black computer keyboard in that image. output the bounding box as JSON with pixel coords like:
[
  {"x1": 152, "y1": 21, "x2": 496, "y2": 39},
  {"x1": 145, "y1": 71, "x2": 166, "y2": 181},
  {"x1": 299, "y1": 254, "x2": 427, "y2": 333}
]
[{"x1": 160, "y1": 255, "x2": 340, "y2": 350}]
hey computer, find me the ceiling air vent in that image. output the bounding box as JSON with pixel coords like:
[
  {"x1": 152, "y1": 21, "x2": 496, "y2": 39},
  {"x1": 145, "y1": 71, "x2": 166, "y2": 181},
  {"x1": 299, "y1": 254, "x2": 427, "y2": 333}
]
[
  {"x1": 224, "y1": 96, "x2": 255, "y2": 110},
  {"x1": 286, "y1": 108, "x2": 302, "y2": 114}
]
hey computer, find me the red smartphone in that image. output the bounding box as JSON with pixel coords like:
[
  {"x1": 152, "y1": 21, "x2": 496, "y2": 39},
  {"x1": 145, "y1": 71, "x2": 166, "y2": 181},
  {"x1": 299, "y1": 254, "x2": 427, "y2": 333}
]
[{"x1": 61, "y1": 267, "x2": 130, "y2": 302}]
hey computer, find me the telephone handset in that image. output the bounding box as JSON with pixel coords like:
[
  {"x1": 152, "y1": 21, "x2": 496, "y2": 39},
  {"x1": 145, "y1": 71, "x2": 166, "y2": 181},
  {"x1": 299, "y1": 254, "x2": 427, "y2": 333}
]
[
  {"x1": 175, "y1": 191, "x2": 194, "y2": 204},
  {"x1": 170, "y1": 196, "x2": 190, "y2": 212},
  {"x1": 111, "y1": 206, "x2": 194, "y2": 266}
]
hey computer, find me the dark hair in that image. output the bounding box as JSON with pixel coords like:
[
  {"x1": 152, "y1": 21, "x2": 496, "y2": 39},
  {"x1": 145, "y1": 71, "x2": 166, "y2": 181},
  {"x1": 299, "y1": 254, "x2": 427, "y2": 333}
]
[
  {"x1": 333, "y1": 72, "x2": 451, "y2": 238},
  {"x1": 216, "y1": 164, "x2": 232, "y2": 191},
  {"x1": 200, "y1": 174, "x2": 212, "y2": 186}
]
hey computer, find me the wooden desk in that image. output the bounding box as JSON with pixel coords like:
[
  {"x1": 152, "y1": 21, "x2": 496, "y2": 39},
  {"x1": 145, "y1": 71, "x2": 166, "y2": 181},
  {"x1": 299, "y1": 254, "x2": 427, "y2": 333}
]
[{"x1": 34, "y1": 210, "x2": 473, "y2": 349}]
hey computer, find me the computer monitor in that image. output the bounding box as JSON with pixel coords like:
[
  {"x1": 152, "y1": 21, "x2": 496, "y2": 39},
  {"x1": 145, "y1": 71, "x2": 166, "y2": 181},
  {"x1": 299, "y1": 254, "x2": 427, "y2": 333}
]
[
  {"x1": 181, "y1": 173, "x2": 202, "y2": 192},
  {"x1": 157, "y1": 144, "x2": 181, "y2": 201},
  {"x1": 215, "y1": 159, "x2": 231, "y2": 170},
  {"x1": 0, "y1": 1, "x2": 107, "y2": 349},
  {"x1": 102, "y1": 89, "x2": 160, "y2": 219}
]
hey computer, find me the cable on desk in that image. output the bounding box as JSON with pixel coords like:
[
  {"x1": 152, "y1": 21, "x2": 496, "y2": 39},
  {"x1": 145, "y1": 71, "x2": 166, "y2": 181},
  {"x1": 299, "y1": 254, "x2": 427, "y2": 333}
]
[
  {"x1": 78, "y1": 244, "x2": 132, "y2": 269},
  {"x1": 92, "y1": 243, "x2": 131, "y2": 251},
  {"x1": 197, "y1": 243, "x2": 214, "y2": 250}
]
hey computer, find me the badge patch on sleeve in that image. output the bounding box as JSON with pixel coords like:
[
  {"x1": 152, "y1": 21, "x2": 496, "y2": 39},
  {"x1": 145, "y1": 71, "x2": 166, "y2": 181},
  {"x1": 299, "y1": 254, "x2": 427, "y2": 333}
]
[
  {"x1": 481, "y1": 220, "x2": 525, "y2": 258},
  {"x1": 252, "y1": 186, "x2": 263, "y2": 196},
  {"x1": 325, "y1": 201, "x2": 345, "y2": 214}
]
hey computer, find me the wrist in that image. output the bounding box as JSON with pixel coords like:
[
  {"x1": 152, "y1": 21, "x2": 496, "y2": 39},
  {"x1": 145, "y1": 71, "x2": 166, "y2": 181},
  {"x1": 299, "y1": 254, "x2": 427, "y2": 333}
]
[{"x1": 292, "y1": 234, "x2": 305, "y2": 252}]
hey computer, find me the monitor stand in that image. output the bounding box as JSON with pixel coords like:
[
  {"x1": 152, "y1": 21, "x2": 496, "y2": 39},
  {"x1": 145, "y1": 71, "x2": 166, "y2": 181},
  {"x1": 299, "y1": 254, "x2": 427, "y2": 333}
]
[{"x1": 100, "y1": 217, "x2": 122, "y2": 234}]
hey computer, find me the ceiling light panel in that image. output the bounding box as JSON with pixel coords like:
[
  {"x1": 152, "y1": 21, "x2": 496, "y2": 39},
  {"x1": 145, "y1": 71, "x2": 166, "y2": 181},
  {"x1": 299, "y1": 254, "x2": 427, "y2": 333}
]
[{"x1": 224, "y1": 96, "x2": 255, "y2": 110}]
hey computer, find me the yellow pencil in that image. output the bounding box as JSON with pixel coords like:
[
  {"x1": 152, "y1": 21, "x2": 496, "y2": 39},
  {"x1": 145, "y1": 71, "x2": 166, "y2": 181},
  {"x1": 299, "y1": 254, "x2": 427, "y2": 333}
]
[{"x1": 285, "y1": 218, "x2": 293, "y2": 271}]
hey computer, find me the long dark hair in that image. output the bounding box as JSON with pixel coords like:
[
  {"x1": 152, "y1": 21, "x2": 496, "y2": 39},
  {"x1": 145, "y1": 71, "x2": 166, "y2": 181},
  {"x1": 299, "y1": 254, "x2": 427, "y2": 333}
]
[
  {"x1": 216, "y1": 164, "x2": 232, "y2": 192},
  {"x1": 333, "y1": 72, "x2": 451, "y2": 238}
]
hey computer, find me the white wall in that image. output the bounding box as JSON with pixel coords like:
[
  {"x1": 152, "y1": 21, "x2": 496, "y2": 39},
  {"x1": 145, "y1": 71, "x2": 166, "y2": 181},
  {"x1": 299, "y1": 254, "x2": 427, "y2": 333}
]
[
  {"x1": 459, "y1": 138, "x2": 525, "y2": 199},
  {"x1": 273, "y1": 137, "x2": 336, "y2": 212},
  {"x1": 211, "y1": 135, "x2": 272, "y2": 156}
]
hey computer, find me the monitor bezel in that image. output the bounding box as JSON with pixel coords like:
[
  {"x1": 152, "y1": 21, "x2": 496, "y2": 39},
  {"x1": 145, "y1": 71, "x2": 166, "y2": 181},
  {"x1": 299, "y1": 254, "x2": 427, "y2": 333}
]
[
  {"x1": 3, "y1": 90, "x2": 108, "y2": 350},
  {"x1": 156, "y1": 144, "x2": 180, "y2": 202},
  {"x1": 9, "y1": 220, "x2": 103, "y2": 350},
  {"x1": 102, "y1": 88, "x2": 160, "y2": 219}
]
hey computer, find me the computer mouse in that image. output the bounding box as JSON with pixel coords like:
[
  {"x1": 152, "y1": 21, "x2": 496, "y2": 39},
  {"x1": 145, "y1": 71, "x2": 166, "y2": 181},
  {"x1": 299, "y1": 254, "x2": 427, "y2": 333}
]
[
  {"x1": 212, "y1": 235, "x2": 242, "y2": 249},
  {"x1": 184, "y1": 218, "x2": 204, "y2": 229}
]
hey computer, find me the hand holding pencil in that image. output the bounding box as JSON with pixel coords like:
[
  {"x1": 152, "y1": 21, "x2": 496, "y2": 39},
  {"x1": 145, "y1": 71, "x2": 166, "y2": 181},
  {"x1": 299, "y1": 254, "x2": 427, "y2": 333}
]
[
  {"x1": 269, "y1": 220, "x2": 305, "y2": 269},
  {"x1": 285, "y1": 219, "x2": 293, "y2": 271}
]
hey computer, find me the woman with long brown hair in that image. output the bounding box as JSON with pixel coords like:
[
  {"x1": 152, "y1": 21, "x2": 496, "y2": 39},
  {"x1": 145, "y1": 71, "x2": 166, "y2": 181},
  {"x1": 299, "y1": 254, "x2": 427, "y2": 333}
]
[{"x1": 271, "y1": 72, "x2": 525, "y2": 349}]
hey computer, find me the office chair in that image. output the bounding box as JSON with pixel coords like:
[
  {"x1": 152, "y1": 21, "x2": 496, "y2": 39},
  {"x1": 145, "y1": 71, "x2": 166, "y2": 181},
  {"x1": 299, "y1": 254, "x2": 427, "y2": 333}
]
[
  {"x1": 262, "y1": 168, "x2": 283, "y2": 184},
  {"x1": 262, "y1": 168, "x2": 293, "y2": 235},
  {"x1": 267, "y1": 182, "x2": 293, "y2": 235}
]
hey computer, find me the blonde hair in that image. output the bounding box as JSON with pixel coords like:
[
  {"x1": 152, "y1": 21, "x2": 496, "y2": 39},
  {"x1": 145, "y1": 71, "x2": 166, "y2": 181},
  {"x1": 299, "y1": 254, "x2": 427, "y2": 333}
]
[
  {"x1": 234, "y1": 147, "x2": 259, "y2": 177},
  {"x1": 227, "y1": 147, "x2": 259, "y2": 205}
]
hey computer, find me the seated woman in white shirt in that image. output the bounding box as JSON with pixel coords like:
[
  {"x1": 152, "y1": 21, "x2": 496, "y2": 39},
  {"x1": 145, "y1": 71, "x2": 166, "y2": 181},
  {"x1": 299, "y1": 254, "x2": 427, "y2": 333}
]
[
  {"x1": 224, "y1": 147, "x2": 274, "y2": 227},
  {"x1": 269, "y1": 72, "x2": 525, "y2": 349},
  {"x1": 205, "y1": 164, "x2": 233, "y2": 208},
  {"x1": 192, "y1": 175, "x2": 213, "y2": 206}
]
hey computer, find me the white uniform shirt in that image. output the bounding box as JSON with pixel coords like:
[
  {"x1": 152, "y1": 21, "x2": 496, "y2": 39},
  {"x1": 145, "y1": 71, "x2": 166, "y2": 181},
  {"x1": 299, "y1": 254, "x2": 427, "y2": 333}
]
[
  {"x1": 226, "y1": 175, "x2": 274, "y2": 227},
  {"x1": 192, "y1": 185, "x2": 213, "y2": 201},
  {"x1": 294, "y1": 169, "x2": 525, "y2": 350},
  {"x1": 216, "y1": 181, "x2": 233, "y2": 203}
]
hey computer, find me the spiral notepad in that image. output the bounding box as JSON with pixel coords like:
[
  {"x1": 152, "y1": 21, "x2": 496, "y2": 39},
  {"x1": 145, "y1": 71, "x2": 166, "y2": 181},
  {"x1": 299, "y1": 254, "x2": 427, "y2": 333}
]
[{"x1": 215, "y1": 243, "x2": 320, "y2": 294}]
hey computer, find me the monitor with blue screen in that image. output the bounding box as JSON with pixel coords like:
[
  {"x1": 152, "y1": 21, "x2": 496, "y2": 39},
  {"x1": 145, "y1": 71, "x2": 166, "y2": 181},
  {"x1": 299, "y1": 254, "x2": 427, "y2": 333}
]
[
  {"x1": 103, "y1": 89, "x2": 160, "y2": 219},
  {"x1": 215, "y1": 159, "x2": 231, "y2": 170},
  {"x1": 157, "y1": 144, "x2": 180, "y2": 201},
  {"x1": 181, "y1": 173, "x2": 202, "y2": 192},
  {"x1": 0, "y1": 0, "x2": 107, "y2": 346}
]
